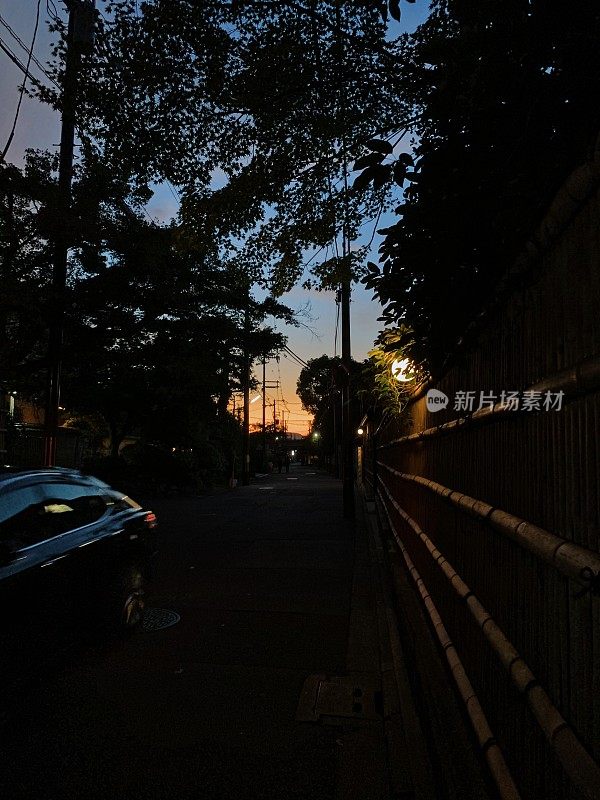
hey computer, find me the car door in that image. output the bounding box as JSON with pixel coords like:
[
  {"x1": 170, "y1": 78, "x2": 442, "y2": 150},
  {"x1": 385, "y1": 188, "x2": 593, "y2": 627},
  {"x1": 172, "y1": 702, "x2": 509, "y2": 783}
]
[
  {"x1": 31, "y1": 481, "x2": 156, "y2": 630},
  {"x1": 54, "y1": 485, "x2": 152, "y2": 628},
  {"x1": 0, "y1": 479, "x2": 121, "y2": 695},
  {"x1": 30, "y1": 481, "x2": 120, "y2": 630},
  {"x1": 0, "y1": 481, "x2": 78, "y2": 700}
]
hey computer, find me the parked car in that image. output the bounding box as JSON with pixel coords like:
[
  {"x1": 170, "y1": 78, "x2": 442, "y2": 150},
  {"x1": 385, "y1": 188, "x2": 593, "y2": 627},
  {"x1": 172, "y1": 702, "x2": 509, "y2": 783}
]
[{"x1": 0, "y1": 467, "x2": 158, "y2": 688}]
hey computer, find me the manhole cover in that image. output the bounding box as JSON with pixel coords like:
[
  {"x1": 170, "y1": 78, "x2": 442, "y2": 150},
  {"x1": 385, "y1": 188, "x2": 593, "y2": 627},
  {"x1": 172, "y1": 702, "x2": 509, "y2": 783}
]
[{"x1": 142, "y1": 608, "x2": 180, "y2": 632}]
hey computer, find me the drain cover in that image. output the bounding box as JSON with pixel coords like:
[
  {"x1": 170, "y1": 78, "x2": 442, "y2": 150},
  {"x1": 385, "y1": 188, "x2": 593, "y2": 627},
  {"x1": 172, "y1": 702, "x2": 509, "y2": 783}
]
[
  {"x1": 296, "y1": 674, "x2": 380, "y2": 722},
  {"x1": 142, "y1": 608, "x2": 180, "y2": 632}
]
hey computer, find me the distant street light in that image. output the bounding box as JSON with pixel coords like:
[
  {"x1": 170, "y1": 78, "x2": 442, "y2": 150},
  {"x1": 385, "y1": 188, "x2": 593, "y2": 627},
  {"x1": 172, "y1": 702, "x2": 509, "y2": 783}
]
[
  {"x1": 357, "y1": 427, "x2": 364, "y2": 435},
  {"x1": 312, "y1": 432, "x2": 320, "y2": 440}
]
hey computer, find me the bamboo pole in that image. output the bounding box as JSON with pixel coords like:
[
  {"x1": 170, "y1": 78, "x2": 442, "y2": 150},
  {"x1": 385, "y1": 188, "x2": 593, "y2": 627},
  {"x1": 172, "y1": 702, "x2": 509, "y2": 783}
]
[
  {"x1": 378, "y1": 480, "x2": 600, "y2": 800},
  {"x1": 377, "y1": 495, "x2": 522, "y2": 800},
  {"x1": 377, "y1": 462, "x2": 600, "y2": 590}
]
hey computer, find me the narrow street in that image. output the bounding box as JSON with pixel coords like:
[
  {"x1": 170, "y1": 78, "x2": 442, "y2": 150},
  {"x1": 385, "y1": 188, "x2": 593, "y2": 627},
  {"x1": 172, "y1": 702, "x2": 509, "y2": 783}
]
[
  {"x1": 0, "y1": 469, "x2": 373, "y2": 799},
  {"x1": 0, "y1": 467, "x2": 492, "y2": 799}
]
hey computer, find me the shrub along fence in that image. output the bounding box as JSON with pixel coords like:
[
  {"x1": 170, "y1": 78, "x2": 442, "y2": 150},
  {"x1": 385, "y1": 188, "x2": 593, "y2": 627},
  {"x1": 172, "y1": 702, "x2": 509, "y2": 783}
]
[{"x1": 364, "y1": 141, "x2": 600, "y2": 799}]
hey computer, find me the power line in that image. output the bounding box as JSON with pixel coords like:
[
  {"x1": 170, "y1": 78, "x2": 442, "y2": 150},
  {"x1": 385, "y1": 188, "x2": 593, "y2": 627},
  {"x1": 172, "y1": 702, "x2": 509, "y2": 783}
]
[
  {"x1": 0, "y1": 35, "x2": 49, "y2": 91},
  {"x1": 283, "y1": 347, "x2": 308, "y2": 370},
  {"x1": 284, "y1": 344, "x2": 308, "y2": 367},
  {"x1": 283, "y1": 347, "x2": 305, "y2": 367},
  {"x1": 283, "y1": 350, "x2": 306, "y2": 370},
  {"x1": 46, "y1": 1, "x2": 61, "y2": 24},
  {"x1": 301, "y1": 242, "x2": 328, "y2": 271},
  {"x1": 166, "y1": 179, "x2": 180, "y2": 204},
  {"x1": 1, "y1": 0, "x2": 42, "y2": 163},
  {"x1": 0, "y1": 11, "x2": 58, "y2": 86},
  {"x1": 366, "y1": 197, "x2": 385, "y2": 248}
]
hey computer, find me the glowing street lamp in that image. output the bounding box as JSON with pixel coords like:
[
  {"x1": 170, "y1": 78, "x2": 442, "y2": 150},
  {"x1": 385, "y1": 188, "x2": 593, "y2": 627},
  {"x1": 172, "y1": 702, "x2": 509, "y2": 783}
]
[
  {"x1": 357, "y1": 427, "x2": 364, "y2": 435},
  {"x1": 391, "y1": 357, "x2": 416, "y2": 383}
]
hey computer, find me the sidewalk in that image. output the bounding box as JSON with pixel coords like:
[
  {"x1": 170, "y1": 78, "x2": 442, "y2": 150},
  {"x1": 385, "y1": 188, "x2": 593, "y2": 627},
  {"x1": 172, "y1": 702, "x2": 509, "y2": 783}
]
[{"x1": 1, "y1": 466, "x2": 489, "y2": 799}]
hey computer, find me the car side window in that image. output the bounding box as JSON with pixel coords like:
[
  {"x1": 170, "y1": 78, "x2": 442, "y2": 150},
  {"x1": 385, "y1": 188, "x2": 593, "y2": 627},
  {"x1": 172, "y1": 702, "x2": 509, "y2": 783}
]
[
  {"x1": 0, "y1": 485, "x2": 46, "y2": 550},
  {"x1": 0, "y1": 484, "x2": 109, "y2": 549},
  {"x1": 36, "y1": 484, "x2": 108, "y2": 540}
]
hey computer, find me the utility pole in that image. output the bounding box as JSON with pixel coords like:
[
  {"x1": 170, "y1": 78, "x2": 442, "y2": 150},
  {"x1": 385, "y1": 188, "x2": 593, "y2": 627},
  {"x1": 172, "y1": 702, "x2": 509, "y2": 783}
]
[
  {"x1": 242, "y1": 285, "x2": 251, "y2": 486},
  {"x1": 340, "y1": 260, "x2": 353, "y2": 519},
  {"x1": 262, "y1": 355, "x2": 266, "y2": 469},
  {"x1": 44, "y1": 0, "x2": 95, "y2": 466},
  {"x1": 335, "y1": 0, "x2": 354, "y2": 519},
  {"x1": 332, "y1": 393, "x2": 338, "y2": 476}
]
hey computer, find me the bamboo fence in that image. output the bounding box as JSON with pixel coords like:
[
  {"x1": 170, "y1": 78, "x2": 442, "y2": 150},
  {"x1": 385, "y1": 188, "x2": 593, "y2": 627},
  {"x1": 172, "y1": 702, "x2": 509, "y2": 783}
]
[{"x1": 365, "y1": 144, "x2": 600, "y2": 799}]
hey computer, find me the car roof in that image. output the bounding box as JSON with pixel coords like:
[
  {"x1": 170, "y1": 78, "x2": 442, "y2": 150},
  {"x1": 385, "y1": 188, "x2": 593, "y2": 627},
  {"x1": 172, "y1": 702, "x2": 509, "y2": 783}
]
[{"x1": 0, "y1": 466, "x2": 109, "y2": 492}]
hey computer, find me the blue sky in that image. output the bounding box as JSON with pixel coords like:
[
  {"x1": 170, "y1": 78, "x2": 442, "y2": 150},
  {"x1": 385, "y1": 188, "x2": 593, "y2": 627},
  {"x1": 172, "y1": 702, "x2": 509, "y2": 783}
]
[{"x1": 0, "y1": 0, "x2": 430, "y2": 433}]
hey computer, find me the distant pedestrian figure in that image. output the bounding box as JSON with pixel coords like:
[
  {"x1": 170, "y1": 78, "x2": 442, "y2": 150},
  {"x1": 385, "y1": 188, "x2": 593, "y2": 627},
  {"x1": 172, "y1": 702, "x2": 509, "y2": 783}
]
[
  {"x1": 277, "y1": 454, "x2": 283, "y2": 473},
  {"x1": 284, "y1": 453, "x2": 290, "y2": 473}
]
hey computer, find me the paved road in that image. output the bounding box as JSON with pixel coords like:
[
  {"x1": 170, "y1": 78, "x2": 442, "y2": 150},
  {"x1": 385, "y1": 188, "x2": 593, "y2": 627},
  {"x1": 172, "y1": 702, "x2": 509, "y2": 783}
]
[{"x1": 1, "y1": 467, "x2": 371, "y2": 799}]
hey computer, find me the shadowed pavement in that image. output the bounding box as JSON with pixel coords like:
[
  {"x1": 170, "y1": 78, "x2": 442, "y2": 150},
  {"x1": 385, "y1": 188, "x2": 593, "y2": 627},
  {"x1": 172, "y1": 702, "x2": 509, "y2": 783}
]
[
  {"x1": 0, "y1": 468, "x2": 365, "y2": 799},
  {"x1": 1, "y1": 465, "x2": 493, "y2": 800}
]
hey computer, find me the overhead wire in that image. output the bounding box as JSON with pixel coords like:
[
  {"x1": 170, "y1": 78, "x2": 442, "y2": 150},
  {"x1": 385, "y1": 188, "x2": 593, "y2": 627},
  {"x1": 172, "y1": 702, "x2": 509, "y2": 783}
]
[
  {"x1": 46, "y1": 1, "x2": 61, "y2": 24},
  {"x1": 275, "y1": 358, "x2": 286, "y2": 430},
  {"x1": 366, "y1": 197, "x2": 386, "y2": 248},
  {"x1": 166, "y1": 179, "x2": 180, "y2": 204},
  {"x1": 283, "y1": 350, "x2": 307, "y2": 371},
  {"x1": 0, "y1": 11, "x2": 58, "y2": 86},
  {"x1": 1, "y1": 0, "x2": 42, "y2": 163},
  {"x1": 284, "y1": 344, "x2": 308, "y2": 367},
  {"x1": 0, "y1": 35, "x2": 50, "y2": 91},
  {"x1": 0, "y1": 4, "x2": 161, "y2": 233}
]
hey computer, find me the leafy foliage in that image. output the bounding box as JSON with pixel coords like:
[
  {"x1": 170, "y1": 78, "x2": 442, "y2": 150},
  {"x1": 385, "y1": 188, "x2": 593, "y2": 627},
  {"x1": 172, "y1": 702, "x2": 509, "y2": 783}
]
[
  {"x1": 0, "y1": 153, "x2": 288, "y2": 469},
  {"x1": 40, "y1": 1, "x2": 406, "y2": 294},
  {"x1": 296, "y1": 352, "x2": 365, "y2": 464},
  {"x1": 296, "y1": 354, "x2": 343, "y2": 416},
  {"x1": 363, "y1": 326, "x2": 419, "y2": 417},
  {"x1": 367, "y1": 1, "x2": 600, "y2": 373},
  {"x1": 0, "y1": 155, "x2": 57, "y2": 377}
]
